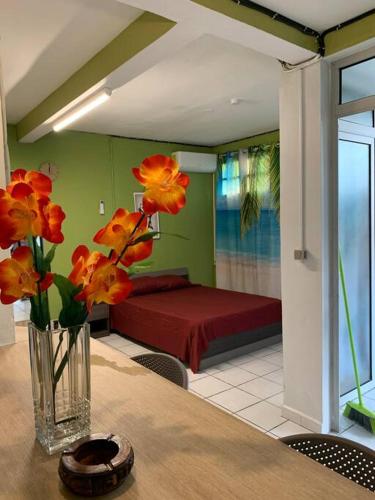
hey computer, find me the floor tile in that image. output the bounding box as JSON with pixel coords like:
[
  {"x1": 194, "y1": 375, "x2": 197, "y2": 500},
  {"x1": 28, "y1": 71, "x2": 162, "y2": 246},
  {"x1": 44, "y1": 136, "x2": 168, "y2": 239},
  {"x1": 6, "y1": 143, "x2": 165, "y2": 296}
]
[
  {"x1": 338, "y1": 410, "x2": 355, "y2": 433},
  {"x1": 240, "y1": 358, "x2": 279, "y2": 376},
  {"x1": 270, "y1": 421, "x2": 312, "y2": 438},
  {"x1": 105, "y1": 335, "x2": 132, "y2": 348},
  {"x1": 241, "y1": 421, "x2": 265, "y2": 433},
  {"x1": 214, "y1": 367, "x2": 257, "y2": 386},
  {"x1": 263, "y1": 369, "x2": 284, "y2": 385},
  {"x1": 99, "y1": 334, "x2": 116, "y2": 344},
  {"x1": 227, "y1": 353, "x2": 256, "y2": 366},
  {"x1": 209, "y1": 388, "x2": 260, "y2": 413},
  {"x1": 237, "y1": 401, "x2": 286, "y2": 431},
  {"x1": 189, "y1": 376, "x2": 232, "y2": 398},
  {"x1": 118, "y1": 344, "x2": 152, "y2": 357},
  {"x1": 269, "y1": 343, "x2": 283, "y2": 352},
  {"x1": 266, "y1": 432, "x2": 279, "y2": 439},
  {"x1": 187, "y1": 369, "x2": 209, "y2": 382},
  {"x1": 263, "y1": 352, "x2": 284, "y2": 367},
  {"x1": 209, "y1": 401, "x2": 233, "y2": 415},
  {"x1": 251, "y1": 347, "x2": 277, "y2": 358},
  {"x1": 239, "y1": 377, "x2": 283, "y2": 399},
  {"x1": 189, "y1": 390, "x2": 206, "y2": 399},
  {"x1": 266, "y1": 392, "x2": 284, "y2": 408},
  {"x1": 340, "y1": 425, "x2": 375, "y2": 450},
  {"x1": 205, "y1": 362, "x2": 232, "y2": 374}
]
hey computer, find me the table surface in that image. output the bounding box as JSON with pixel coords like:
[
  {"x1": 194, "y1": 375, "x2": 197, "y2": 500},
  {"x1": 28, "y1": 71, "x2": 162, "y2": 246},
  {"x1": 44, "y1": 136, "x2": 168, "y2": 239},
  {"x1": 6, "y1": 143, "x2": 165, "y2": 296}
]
[{"x1": 0, "y1": 339, "x2": 371, "y2": 499}]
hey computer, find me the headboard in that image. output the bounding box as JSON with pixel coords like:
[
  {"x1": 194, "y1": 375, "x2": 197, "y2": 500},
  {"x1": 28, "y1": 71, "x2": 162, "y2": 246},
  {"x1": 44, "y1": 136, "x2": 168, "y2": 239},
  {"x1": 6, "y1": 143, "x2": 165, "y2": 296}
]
[{"x1": 130, "y1": 267, "x2": 189, "y2": 280}]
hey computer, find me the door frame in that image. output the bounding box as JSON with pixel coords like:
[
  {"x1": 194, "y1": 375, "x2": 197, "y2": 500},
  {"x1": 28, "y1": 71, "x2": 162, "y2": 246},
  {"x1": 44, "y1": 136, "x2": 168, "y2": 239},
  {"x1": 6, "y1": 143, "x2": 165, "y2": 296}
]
[{"x1": 330, "y1": 46, "x2": 375, "y2": 432}]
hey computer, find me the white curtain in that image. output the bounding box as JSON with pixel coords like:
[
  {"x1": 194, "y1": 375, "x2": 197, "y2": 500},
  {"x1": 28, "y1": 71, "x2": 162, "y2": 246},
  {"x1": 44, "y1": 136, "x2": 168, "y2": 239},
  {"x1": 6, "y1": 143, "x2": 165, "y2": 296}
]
[{"x1": 0, "y1": 51, "x2": 15, "y2": 345}]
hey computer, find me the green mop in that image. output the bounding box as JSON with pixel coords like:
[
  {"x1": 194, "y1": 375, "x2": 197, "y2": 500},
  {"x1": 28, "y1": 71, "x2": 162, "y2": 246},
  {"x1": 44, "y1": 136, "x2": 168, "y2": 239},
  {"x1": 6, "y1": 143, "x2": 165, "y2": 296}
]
[{"x1": 339, "y1": 252, "x2": 375, "y2": 433}]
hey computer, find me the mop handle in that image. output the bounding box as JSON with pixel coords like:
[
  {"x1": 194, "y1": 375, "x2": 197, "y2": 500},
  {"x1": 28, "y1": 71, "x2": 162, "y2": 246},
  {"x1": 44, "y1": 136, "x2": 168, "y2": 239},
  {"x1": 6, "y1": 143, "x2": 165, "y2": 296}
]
[{"x1": 338, "y1": 252, "x2": 363, "y2": 406}]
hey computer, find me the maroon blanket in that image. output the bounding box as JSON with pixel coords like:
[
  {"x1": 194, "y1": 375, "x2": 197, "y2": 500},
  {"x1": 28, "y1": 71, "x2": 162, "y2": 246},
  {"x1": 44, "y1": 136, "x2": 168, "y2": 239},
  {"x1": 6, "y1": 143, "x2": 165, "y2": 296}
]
[{"x1": 110, "y1": 285, "x2": 281, "y2": 372}]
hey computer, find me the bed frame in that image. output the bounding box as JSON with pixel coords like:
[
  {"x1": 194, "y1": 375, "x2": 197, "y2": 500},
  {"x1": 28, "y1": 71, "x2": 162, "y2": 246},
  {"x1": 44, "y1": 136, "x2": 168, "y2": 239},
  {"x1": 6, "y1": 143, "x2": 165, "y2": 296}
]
[{"x1": 126, "y1": 267, "x2": 282, "y2": 369}]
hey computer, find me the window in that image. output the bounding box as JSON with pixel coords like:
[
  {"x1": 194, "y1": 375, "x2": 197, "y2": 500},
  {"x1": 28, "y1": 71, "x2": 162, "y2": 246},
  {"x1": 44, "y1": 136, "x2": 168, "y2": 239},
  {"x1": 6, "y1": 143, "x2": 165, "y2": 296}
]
[
  {"x1": 220, "y1": 154, "x2": 240, "y2": 197},
  {"x1": 340, "y1": 56, "x2": 375, "y2": 104}
]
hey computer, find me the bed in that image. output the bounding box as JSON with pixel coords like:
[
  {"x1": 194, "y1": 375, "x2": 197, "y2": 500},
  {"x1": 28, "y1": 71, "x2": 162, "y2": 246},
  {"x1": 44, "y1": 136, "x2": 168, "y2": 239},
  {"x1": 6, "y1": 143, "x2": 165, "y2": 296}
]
[{"x1": 110, "y1": 268, "x2": 282, "y2": 372}]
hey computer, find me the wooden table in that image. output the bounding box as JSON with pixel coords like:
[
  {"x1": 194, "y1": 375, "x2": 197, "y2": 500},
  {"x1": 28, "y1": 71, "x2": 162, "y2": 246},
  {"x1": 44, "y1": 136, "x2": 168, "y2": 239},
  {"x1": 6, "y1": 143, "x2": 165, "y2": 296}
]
[{"x1": 0, "y1": 340, "x2": 371, "y2": 499}]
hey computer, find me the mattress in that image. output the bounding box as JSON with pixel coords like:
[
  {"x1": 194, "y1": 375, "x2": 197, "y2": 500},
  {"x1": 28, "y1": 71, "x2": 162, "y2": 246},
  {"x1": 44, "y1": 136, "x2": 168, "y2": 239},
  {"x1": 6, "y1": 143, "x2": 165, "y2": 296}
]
[{"x1": 110, "y1": 284, "x2": 282, "y2": 372}]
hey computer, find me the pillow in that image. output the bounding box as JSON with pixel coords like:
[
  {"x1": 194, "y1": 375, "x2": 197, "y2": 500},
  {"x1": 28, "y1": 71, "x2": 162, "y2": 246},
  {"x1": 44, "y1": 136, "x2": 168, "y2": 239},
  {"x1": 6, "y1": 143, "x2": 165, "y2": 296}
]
[{"x1": 130, "y1": 275, "x2": 191, "y2": 297}]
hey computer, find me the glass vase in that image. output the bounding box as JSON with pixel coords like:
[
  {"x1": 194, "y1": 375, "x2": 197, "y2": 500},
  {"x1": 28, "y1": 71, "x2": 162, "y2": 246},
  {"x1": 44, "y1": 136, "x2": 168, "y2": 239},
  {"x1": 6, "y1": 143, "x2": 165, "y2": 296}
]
[{"x1": 28, "y1": 322, "x2": 91, "y2": 455}]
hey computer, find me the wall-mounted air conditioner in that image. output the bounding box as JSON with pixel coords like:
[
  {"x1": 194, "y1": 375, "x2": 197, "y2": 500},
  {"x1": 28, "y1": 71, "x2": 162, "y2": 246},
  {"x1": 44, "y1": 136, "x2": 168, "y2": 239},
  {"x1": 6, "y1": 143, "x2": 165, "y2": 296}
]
[{"x1": 172, "y1": 151, "x2": 217, "y2": 173}]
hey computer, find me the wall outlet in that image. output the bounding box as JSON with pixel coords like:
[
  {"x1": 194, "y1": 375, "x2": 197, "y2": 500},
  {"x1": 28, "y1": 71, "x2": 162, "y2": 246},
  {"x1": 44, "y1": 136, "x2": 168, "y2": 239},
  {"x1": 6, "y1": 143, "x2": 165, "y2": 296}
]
[{"x1": 294, "y1": 249, "x2": 307, "y2": 260}]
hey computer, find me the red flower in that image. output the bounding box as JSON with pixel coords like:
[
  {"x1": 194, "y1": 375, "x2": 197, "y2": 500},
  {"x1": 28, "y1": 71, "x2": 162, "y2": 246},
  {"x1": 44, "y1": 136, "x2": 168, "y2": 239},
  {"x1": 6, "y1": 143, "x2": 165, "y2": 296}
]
[
  {"x1": 132, "y1": 155, "x2": 189, "y2": 215},
  {"x1": 93, "y1": 209, "x2": 153, "y2": 267},
  {"x1": 68, "y1": 245, "x2": 132, "y2": 311},
  {"x1": 0, "y1": 246, "x2": 53, "y2": 304},
  {"x1": 7, "y1": 169, "x2": 52, "y2": 199}
]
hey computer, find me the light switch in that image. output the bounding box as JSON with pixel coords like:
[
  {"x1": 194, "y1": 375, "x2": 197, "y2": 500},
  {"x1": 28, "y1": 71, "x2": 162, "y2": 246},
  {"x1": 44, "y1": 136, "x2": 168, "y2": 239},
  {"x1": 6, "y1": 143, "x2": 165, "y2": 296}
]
[{"x1": 99, "y1": 200, "x2": 105, "y2": 215}]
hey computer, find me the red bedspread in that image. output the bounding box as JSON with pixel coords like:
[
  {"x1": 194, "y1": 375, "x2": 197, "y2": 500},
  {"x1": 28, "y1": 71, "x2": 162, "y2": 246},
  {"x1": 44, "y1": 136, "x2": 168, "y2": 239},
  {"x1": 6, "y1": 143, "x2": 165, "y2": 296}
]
[{"x1": 110, "y1": 285, "x2": 281, "y2": 372}]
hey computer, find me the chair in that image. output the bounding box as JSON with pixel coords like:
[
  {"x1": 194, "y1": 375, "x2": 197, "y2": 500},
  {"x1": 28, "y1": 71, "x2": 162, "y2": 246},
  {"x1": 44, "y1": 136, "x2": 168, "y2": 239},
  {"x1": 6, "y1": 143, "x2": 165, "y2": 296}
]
[
  {"x1": 281, "y1": 433, "x2": 375, "y2": 493},
  {"x1": 131, "y1": 353, "x2": 188, "y2": 389}
]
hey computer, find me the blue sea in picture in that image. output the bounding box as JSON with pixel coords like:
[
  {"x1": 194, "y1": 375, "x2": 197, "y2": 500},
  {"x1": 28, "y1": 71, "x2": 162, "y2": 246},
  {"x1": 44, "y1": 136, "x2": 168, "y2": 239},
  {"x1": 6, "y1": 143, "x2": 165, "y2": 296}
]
[{"x1": 216, "y1": 209, "x2": 280, "y2": 263}]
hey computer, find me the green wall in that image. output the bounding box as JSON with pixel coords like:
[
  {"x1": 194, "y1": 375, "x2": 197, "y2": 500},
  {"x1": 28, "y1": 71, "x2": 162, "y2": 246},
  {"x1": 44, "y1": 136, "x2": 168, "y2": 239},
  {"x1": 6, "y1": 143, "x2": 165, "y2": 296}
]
[
  {"x1": 213, "y1": 130, "x2": 279, "y2": 154},
  {"x1": 7, "y1": 126, "x2": 215, "y2": 317}
]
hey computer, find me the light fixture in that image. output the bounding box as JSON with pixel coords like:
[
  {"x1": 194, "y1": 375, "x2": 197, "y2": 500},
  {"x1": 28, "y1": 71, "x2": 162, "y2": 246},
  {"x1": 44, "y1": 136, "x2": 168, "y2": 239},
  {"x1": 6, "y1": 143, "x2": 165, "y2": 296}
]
[{"x1": 53, "y1": 88, "x2": 112, "y2": 132}]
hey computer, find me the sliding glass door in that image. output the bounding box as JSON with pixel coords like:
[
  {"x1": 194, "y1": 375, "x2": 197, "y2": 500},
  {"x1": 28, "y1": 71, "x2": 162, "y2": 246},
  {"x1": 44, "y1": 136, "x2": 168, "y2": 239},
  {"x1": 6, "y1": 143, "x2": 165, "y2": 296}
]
[{"x1": 338, "y1": 131, "x2": 374, "y2": 397}]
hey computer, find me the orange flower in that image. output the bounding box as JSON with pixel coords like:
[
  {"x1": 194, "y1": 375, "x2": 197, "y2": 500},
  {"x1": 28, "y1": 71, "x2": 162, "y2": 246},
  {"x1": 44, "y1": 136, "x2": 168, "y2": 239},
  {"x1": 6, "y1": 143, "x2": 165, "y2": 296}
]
[
  {"x1": 68, "y1": 245, "x2": 132, "y2": 311},
  {"x1": 132, "y1": 155, "x2": 189, "y2": 215},
  {"x1": 7, "y1": 169, "x2": 52, "y2": 199},
  {"x1": 40, "y1": 198, "x2": 65, "y2": 244},
  {"x1": 0, "y1": 246, "x2": 53, "y2": 304},
  {"x1": 93, "y1": 209, "x2": 153, "y2": 267},
  {"x1": 0, "y1": 189, "x2": 65, "y2": 249}
]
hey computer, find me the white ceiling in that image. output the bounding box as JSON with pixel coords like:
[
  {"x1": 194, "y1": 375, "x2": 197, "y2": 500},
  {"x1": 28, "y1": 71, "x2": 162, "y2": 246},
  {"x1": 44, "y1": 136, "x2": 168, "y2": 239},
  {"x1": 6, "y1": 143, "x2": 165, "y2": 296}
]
[
  {"x1": 71, "y1": 35, "x2": 280, "y2": 146},
  {"x1": 1, "y1": 0, "x2": 141, "y2": 123},
  {"x1": 3, "y1": 0, "x2": 372, "y2": 146},
  {"x1": 254, "y1": 0, "x2": 375, "y2": 32}
]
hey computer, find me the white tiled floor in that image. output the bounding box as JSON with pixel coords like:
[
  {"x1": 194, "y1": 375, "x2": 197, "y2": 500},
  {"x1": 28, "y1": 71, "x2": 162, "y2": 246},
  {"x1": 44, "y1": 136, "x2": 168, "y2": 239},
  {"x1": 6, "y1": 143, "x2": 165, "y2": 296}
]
[
  {"x1": 99, "y1": 332, "x2": 375, "y2": 448},
  {"x1": 99, "y1": 333, "x2": 308, "y2": 438}
]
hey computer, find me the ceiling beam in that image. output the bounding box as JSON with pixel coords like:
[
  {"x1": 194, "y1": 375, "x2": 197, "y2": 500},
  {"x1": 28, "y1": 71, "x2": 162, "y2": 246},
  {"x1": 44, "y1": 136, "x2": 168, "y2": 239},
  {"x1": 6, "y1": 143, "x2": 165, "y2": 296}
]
[
  {"x1": 119, "y1": 0, "x2": 316, "y2": 61},
  {"x1": 17, "y1": 0, "x2": 317, "y2": 143},
  {"x1": 17, "y1": 12, "x2": 178, "y2": 142},
  {"x1": 325, "y1": 12, "x2": 375, "y2": 56},
  {"x1": 190, "y1": 0, "x2": 317, "y2": 53}
]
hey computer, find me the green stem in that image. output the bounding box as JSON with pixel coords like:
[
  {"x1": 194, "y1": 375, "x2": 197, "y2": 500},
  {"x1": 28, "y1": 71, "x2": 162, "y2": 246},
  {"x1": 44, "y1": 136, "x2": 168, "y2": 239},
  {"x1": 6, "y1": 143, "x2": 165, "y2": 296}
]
[
  {"x1": 339, "y1": 251, "x2": 363, "y2": 406},
  {"x1": 31, "y1": 237, "x2": 45, "y2": 328},
  {"x1": 53, "y1": 326, "x2": 79, "y2": 395}
]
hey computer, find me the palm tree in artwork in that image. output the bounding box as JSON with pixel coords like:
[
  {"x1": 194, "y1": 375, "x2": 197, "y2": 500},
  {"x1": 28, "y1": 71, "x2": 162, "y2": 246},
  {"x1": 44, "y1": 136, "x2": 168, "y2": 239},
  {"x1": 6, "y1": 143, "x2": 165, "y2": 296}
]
[{"x1": 240, "y1": 143, "x2": 280, "y2": 238}]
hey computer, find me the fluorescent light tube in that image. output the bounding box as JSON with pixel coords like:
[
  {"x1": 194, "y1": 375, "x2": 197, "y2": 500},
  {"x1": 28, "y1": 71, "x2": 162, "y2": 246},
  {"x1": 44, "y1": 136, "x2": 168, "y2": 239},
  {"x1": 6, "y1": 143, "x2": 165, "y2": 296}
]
[{"x1": 53, "y1": 88, "x2": 112, "y2": 132}]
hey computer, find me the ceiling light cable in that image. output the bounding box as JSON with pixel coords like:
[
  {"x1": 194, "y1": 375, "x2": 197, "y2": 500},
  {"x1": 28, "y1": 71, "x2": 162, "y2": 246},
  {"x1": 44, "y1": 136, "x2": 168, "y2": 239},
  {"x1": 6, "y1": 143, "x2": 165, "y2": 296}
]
[
  {"x1": 232, "y1": 0, "x2": 375, "y2": 57},
  {"x1": 279, "y1": 54, "x2": 322, "y2": 72}
]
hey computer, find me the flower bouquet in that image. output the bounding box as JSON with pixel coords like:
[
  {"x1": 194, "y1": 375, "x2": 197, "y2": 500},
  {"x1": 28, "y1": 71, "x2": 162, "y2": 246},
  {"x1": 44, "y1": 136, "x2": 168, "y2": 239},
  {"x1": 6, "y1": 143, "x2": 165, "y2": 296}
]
[{"x1": 0, "y1": 154, "x2": 189, "y2": 453}]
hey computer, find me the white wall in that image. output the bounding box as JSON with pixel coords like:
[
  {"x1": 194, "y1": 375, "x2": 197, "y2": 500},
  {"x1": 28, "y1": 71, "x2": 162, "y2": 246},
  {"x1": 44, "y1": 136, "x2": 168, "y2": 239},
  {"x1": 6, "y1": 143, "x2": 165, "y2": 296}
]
[
  {"x1": 0, "y1": 61, "x2": 15, "y2": 346},
  {"x1": 280, "y1": 61, "x2": 331, "y2": 432}
]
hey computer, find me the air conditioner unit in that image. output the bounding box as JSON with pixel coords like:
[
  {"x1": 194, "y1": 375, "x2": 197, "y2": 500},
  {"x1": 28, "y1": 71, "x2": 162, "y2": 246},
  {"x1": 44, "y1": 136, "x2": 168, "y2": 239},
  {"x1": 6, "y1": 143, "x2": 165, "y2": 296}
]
[{"x1": 172, "y1": 151, "x2": 217, "y2": 173}]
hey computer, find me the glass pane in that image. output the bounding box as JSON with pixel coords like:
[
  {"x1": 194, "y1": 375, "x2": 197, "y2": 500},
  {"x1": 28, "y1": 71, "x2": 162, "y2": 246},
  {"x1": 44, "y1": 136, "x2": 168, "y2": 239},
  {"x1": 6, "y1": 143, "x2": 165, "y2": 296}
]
[
  {"x1": 341, "y1": 111, "x2": 374, "y2": 127},
  {"x1": 341, "y1": 57, "x2": 375, "y2": 104},
  {"x1": 339, "y1": 138, "x2": 371, "y2": 395}
]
